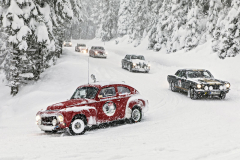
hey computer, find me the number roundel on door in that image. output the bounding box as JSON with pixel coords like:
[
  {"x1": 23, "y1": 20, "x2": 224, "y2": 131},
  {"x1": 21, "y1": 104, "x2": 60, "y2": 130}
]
[
  {"x1": 178, "y1": 80, "x2": 182, "y2": 87},
  {"x1": 103, "y1": 101, "x2": 116, "y2": 116}
]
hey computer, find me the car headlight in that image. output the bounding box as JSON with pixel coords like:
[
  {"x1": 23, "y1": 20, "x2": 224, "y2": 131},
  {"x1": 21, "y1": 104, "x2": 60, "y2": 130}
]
[
  {"x1": 69, "y1": 42, "x2": 72, "y2": 45},
  {"x1": 148, "y1": 64, "x2": 151, "y2": 67},
  {"x1": 95, "y1": 51, "x2": 98, "y2": 54},
  {"x1": 57, "y1": 115, "x2": 64, "y2": 123},
  {"x1": 219, "y1": 85, "x2": 224, "y2": 90},
  {"x1": 209, "y1": 86, "x2": 213, "y2": 91},
  {"x1": 105, "y1": 52, "x2": 108, "y2": 54},
  {"x1": 133, "y1": 63, "x2": 136, "y2": 66},
  {"x1": 204, "y1": 86, "x2": 209, "y2": 90},
  {"x1": 197, "y1": 84, "x2": 202, "y2": 89},
  {"x1": 225, "y1": 83, "x2": 230, "y2": 88},
  {"x1": 36, "y1": 115, "x2": 41, "y2": 121}
]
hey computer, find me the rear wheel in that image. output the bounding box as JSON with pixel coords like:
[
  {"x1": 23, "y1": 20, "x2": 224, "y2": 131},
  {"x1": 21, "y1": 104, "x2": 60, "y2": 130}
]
[
  {"x1": 69, "y1": 116, "x2": 87, "y2": 135},
  {"x1": 190, "y1": 88, "x2": 198, "y2": 100},
  {"x1": 131, "y1": 107, "x2": 142, "y2": 123}
]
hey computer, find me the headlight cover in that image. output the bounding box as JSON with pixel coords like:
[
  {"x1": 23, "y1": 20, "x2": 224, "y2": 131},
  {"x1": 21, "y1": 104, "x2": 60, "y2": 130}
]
[
  {"x1": 204, "y1": 86, "x2": 209, "y2": 90},
  {"x1": 209, "y1": 86, "x2": 213, "y2": 91},
  {"x1": 57, "y1": 115, "x2": 64, "y2": 123},
  {"x1": 36, "y1": 115, "x2": 41, "y2": 121},
  {"x1": 197, "y1": 84, "x2": 202, "y2": 89},
  {"x1": 225, "y1": 83, "x2": 230, "y2": 88},
  {"x1": 219, "y1": 85, "x2": 224, "y2": 90}
]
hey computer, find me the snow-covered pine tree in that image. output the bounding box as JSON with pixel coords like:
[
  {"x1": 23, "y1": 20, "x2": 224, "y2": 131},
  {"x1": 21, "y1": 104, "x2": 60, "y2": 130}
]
[
  {"x1": 130, "y1": 0, "x2": 148, "y2": 47},
  {"x1": 117, "y1": 0, "x2": 131, "y2": 37},
  {"x1": 184, "y1": 0, "x2": 201, "y2": 51},
  {"x1": 98, "y1": 0, "x2": 120, "y2": 41},
  {"x1": 206, "y1": 0, "x2": 221, "y2": 36},
  {"x1": 1, "y1": 0, "x2": 32, "y2": 95},
  {"x1": 147, "y1": 0, "x2": 163, "y2": 50},
  {"x1": 167, "y1": 0, "x2": 189, "y2": 53},
  {"x1": 214, "y1": 0, "x2": 240, "y2": 58},
  {"x1": 0, "y1": 0, "x2": 80, "y2": 95},
  {"x1": 152, "y1": 0, "x2": 171, "y2": 51}
]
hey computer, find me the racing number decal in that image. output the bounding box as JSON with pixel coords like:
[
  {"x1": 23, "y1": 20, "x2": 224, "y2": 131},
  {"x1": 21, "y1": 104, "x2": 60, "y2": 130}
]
[
  {"x1": 178, "y1": 80, "x2": 182, "y2": 87},
  {"x1": 103, "y1": 101, "x2": 116, "y2": 116}
]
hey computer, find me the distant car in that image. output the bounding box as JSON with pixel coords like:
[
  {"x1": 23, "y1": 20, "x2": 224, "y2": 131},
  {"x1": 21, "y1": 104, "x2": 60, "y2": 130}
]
[
  {"x1": 75, "y1": 44, "x2": 88, "y2": 53},
  {"x1": 63, "y1": 41, "x2": 72, "y2": 47},
  {"x1": 122, "y1": 55, "x2": 150, "y2": 73},
  {"x1": 167, "y1": 69, "x2": 231, "y2": 99},
  {"x1": 36, "y1": 82, "x2": 148, "y2": 135},
  {"x1": 89, "y1": 46, "x2": 107, "y2": 58}
]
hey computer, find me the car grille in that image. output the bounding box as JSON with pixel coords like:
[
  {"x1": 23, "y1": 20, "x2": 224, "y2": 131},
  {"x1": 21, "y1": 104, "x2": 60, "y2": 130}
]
[{"x1": 41, "y1": 116, "x2": 57, "y2": 126}]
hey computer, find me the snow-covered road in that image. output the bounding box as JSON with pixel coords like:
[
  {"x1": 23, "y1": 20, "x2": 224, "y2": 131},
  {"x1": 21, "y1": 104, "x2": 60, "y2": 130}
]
[{"x1": 1, "y1": 38, "x2": 240, "y2": 160}]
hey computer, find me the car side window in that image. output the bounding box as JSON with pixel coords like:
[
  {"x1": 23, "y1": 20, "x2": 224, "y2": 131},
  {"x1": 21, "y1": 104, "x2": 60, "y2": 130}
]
[
  {"x1": 99, "y1": 87, "x2": 116, "y2": 97},
  {"x1": 126, "y1": 55, "x2": 130, "y2": 60},
  {"x1": 181, "y1": 71, "x2": 186, "y2": 78},
  {"x1": 175, "y1": 70, "x2": 181, "y2": 77},
  {"x1": 117, "y1": 86, "x2": 131, "y2": 95}
]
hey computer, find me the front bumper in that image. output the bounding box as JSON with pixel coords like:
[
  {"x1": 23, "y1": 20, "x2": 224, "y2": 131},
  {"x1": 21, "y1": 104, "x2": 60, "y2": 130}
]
[
  {"x1": 132, "y1": 66, "x2": 150, "y2": 72},
  {"x1": 38, "y1": 125, "x2": 57, "y2": 131},
  {"x1": 36, "y1": 113, "x2": 67, "y2": 132},
  {"x1": 94, "y1": 54, "x2": 107, "y2": 58},
  {"x1": 195, "y1": 89, "x2": 230, "y2": 95}
]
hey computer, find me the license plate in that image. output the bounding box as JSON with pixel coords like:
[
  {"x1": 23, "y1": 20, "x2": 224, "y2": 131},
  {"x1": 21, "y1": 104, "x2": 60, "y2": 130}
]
[{"x1": 210, "y1": 91, "x2": 220, "y2": 95}]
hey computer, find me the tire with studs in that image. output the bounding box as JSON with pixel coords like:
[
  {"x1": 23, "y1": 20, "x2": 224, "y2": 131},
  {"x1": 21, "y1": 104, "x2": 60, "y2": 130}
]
[
  {"x1": 131, "y1": 106, "x2": 142, "y2": 123},
  {"x1": 190, "y1": 88, "x2": 198, "y2": 100},
  {"x1": 69, "y1": 115, "x2": 87, "y2": 135}
]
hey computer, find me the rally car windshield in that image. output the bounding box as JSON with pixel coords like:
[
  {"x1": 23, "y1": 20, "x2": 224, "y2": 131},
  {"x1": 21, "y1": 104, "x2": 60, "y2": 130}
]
[
  {"x1": 78, "y1": 44, "x2": 86, "y2": 47},
  {"x1": 131, "y1": 55, "x2": 145, "y2": 60},
  {"x1": 71, "y1": 87, "x2": 99, "y2": 99},
  {"x1": 187, "y1": 71, "x2": 213, "y2": 78}
]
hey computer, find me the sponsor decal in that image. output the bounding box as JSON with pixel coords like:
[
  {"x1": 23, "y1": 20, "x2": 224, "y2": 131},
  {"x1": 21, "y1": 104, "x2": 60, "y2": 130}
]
[
  {"x1": 178, "y1": 80, "x2": 182, "y2": 87},
  {"x1": 102, "y1": 101, "x2": 116, "y2": 116}
]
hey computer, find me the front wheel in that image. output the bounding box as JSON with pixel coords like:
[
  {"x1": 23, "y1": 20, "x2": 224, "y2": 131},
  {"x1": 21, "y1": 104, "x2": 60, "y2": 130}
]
[
  {"x1": 69, "y1": 116, "x2": 87, "y2": 135},
  {"x1": 190, "y1": 88, "x2": 198, "y2": 100},
  {"x1": 131, "y1": 107, "x2": 142, "y2": 123},
  {"x1": 170, "y1": 82, "x2": 176, "y2": 92},
  {"x1": 128, "y1": 64, "x2": 132, "y2": 72},
  {"x1": 219, "y1": 92, "x2": 226, "y2": 99}
]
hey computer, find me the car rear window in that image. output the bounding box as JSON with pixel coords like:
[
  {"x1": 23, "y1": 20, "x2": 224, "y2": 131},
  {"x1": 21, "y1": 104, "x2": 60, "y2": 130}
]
[{"x1": 117, "y1": 86, "x2": 131, "y2": 95}]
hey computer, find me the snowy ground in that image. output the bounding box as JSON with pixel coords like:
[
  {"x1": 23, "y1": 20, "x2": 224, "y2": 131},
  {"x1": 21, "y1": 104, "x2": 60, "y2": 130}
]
[{"x1": 0, "y1": 38, "x2": 240, "y2": 160}]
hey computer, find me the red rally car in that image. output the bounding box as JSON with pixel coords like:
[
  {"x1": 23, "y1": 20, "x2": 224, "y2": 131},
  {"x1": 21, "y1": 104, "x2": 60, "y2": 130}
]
[{"x1": 36, "y1": 82, "x2": 149, "y2": 135}]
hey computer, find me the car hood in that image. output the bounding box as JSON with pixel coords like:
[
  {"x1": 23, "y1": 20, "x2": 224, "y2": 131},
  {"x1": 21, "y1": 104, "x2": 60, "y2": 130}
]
[
  {"x1": 188, "y1": 78, "x2": 224, "y2": 85},
  {"x1": 46, "y1": 99, "x2": 96, "y2": 111},
  {"x1": 131, "y1": 59, "x2": 148, "y2": 65}
]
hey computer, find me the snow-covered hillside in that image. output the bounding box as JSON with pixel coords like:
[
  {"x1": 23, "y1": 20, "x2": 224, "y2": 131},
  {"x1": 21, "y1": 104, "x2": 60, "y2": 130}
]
[{"x1": 0, "y1": 39, "x2": 240, "y2": 160}]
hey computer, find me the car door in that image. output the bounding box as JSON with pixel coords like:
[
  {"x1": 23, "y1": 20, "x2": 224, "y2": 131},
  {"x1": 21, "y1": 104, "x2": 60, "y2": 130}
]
[
  {"x1": 95, "y1": 86, "x2": 123, "y2": 123},
  {"x1": 123, "y1": 55, "x2": 129, "y2": 68},
  {"x1": 116, "y1": 86, "x2": 132, "y2": 119},
  {"x1": 180, "y1": 70, "x2": 188, "y2": 91},
  {"x1": 175, "y1": 70, "x2": 183, "y2": 90}
]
